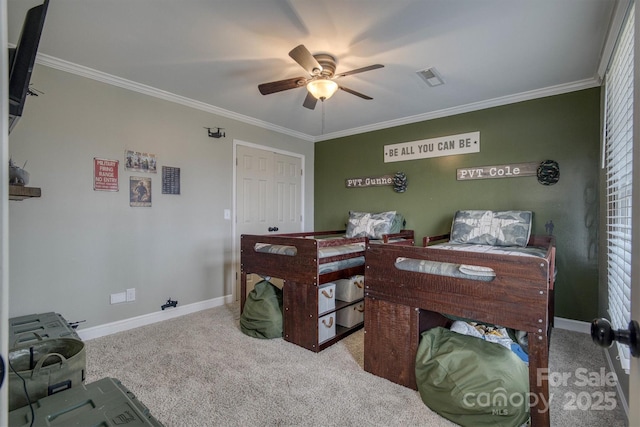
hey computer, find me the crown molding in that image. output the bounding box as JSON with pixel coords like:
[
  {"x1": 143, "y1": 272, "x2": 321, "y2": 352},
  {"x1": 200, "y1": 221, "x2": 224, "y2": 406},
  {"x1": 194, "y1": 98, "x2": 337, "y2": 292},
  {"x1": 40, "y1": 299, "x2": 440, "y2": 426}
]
[
  {"x1": 36, "y1": 53, "x2": 600, "y2": 144},
  {"x1": 35, "y1": 53, "x2": 315, "y2": 142},
  {"x1": 314, "y1": 77, "x2": 602, "y2": 142}
]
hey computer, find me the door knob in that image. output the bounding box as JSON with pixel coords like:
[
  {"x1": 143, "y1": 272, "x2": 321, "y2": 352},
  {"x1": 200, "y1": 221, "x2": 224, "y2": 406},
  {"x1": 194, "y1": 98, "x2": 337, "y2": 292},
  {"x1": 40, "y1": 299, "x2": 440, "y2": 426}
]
[
  {"x1": 268, "y1": 226, "x2": 279, "y2": 232},
  {"x1": 591, "y1": 318, "x2": 640, "y2": 357}
]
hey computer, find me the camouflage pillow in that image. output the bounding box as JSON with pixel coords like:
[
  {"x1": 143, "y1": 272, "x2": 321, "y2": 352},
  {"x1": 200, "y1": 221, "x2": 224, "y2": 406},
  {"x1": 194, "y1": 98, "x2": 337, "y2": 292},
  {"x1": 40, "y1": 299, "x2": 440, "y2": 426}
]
[
  {"x1": 389, "y1": 213, "x2": 405, "y2": 234},
  {"x1": 345, "y1": 212, "x2": 371, "y2": 238},
  {"x1": 368, "y1": 211, "x2": 397, "y2": 239},
  {"x1": 450, "y1": 210, "x2": 532, "y2": 247},
  {"x1": 345, "y1": 211, "x2": 398, "y2": 239}
]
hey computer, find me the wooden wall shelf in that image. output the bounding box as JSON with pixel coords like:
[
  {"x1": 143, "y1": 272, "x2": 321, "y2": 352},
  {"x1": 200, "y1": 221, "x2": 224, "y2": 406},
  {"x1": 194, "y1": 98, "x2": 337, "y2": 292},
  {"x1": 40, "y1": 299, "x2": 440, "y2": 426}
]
[{"x1": 9, "y1": 185, "x2": 41, "y2": 201}]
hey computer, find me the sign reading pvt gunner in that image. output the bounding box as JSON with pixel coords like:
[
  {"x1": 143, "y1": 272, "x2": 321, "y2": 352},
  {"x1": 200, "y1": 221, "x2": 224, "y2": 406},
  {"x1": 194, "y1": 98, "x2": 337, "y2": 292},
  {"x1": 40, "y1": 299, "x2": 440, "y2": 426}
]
[
  {"x1": 346, "y1": 174, "x2": 394, "y2": 188},
  {"x1": 384, "y1": 131, "x2": 480, "y2": 163}
]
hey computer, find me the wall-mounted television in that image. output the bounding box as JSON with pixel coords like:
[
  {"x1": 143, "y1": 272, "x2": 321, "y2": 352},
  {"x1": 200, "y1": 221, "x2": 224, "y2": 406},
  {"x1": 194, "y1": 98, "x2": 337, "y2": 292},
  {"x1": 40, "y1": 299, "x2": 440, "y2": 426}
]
[{"x1": 8, "y1": 0, "x2": 49, "y2": 133}]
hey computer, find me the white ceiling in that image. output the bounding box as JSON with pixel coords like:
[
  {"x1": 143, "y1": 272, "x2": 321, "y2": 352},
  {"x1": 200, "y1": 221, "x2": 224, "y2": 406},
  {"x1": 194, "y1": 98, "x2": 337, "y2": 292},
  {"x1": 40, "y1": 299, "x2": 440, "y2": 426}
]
[{"x1": 8, "y1": 0, "x2": 621, "y2": 142}]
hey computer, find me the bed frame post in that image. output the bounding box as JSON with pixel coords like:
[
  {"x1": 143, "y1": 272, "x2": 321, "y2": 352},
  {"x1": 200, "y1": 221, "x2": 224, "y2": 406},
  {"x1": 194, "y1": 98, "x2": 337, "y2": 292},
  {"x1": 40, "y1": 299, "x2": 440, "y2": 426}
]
[
  {"x1": 364, "y1": 297, "x2": 421, "y2": 389},
  {"x1": 240, "y1": 270, "x2": 247, "y2": 313},
  {"x1": 528, "y1": 333, "x2": 551, "y2": 426}
]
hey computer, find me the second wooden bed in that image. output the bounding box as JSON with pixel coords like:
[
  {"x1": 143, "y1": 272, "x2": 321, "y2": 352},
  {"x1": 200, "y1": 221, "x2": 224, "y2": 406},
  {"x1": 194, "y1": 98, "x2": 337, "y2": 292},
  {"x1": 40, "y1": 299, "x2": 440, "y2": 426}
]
[
  {"x1": 241, "y1": 228, "x2": 414, "y2": 351},
  {"x1": 363, "y1": 233, "x2": 555, "y2": 427}
]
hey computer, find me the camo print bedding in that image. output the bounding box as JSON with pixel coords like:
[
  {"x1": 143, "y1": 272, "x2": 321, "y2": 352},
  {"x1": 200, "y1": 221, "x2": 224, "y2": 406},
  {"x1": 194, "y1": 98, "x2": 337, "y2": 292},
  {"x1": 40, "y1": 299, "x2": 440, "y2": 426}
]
[
  {"x1": 253, "y1": 242, "x2": 365, "y2": 258},
  {"x1": 429, "y1": 242, "x2": 548, "y2": 258},
  {"x1": 253, "y1": 241, "x2": 366, "y2": 274},
  {"x1": 345, "y1": 211, "x2": 404, "y2": 239},
  {"x1": 394, "y1": 257, "x2": 496, "y2": 282},
  {"x1": 449, "y1": 210, "x2": 532, "y2": 247}
]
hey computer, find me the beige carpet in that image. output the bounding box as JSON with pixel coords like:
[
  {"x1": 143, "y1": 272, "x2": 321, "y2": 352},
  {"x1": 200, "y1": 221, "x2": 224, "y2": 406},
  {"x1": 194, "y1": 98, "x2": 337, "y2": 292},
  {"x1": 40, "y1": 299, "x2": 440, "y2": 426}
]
[{"x1": 84, "y1": 303, "x2": 627, "y2": 426}]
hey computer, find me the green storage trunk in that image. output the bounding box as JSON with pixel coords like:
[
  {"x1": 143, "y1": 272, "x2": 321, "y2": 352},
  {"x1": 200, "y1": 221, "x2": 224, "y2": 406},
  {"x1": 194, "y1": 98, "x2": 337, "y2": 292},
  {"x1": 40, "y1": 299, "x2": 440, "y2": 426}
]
[
  {"x1": 9, "y1": 377, "x2": 164, "y2": 427},
  {"x1": 9, "y1": 312, "x2": 81, "y2": 348},
  {"x1": 8, "y1": 337, "x2": 86, "y2": 411}
]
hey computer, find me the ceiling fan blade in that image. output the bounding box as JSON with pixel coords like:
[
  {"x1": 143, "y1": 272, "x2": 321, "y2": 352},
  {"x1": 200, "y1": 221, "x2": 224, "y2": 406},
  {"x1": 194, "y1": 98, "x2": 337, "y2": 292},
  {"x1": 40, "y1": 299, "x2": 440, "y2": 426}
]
[
  {"x1": 258, "y1": 77, "x2": 307, "y2": 95},
  {"x1": 339, "y1": 86, "x2": 373, "y2": 100},
  {"x1": 289, "y1": 44, "x2": 323, "y2": 76},
  {"x1": 334, "y1": 64, "x2": 384, "y2": 79},
  {"x1": 302, "y1": 92, "x2": 317, "y2": 110}
]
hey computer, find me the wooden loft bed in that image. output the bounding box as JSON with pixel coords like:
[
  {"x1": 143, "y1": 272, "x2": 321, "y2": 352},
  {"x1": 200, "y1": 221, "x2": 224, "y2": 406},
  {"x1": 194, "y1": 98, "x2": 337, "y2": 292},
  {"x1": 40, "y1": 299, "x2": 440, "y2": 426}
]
[
  {"x1": 363, "y1": 232, "x2": 556, "y2": 427},
  {"x1": 240, "y1": 228, "x2": 414, "y2": 352}
]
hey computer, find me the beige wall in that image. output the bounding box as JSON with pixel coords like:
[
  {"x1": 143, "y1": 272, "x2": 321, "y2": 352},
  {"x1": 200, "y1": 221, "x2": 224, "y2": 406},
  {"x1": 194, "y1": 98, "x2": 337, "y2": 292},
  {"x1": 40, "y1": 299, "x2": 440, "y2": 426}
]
[{"x1": 8, "y1": 64, "x2": 314, "y2": 329}]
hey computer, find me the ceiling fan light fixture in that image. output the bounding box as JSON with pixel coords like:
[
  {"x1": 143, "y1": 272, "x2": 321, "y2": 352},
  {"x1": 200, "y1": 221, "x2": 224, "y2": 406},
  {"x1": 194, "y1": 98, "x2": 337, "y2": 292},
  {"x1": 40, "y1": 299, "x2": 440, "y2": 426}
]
[{"x1": 307, "y1": 79, "x2": 338, "y2": 100}]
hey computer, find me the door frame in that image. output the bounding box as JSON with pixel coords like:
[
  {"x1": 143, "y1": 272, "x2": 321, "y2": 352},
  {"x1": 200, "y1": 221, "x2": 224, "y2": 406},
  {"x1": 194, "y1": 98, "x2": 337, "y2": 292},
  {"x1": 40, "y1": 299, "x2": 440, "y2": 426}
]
[
  {"x1": 231, "y1": 139, "x2": 305, "y2": 302},
  {"x1": 1, "y1": 0, "x2": 9, "y2": 421}
]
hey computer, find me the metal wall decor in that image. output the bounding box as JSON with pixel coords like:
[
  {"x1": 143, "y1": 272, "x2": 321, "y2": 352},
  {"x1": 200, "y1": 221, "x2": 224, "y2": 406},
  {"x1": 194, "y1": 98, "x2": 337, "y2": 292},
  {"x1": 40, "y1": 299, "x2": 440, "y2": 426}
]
[
  {"x1": 393, "y1": 172, "x2": 408, "y2": 193},
  {"x1": 130, "y1": 176, "x2": 151, "y2": 207},
  {"x1": 537, "y1": 160, "x2": 560, "y2": 185},
  {"x1": 93, "y1": 158, "x2": 119, "y2": 191},
  {"x1": 162, "y1": 166, "x2": 181, "y2": 195}
]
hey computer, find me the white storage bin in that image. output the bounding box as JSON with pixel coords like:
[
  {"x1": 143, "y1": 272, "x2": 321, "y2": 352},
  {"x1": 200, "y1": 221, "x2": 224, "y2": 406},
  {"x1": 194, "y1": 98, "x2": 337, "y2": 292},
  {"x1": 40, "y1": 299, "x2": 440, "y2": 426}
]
[
  {"x1": 318, "y1": 283, "x2": 336, "y2": 315},
  {"x1": 318, "y1": 313, "x2": 336, "y2": 343},
  {"x1": 335, "y1": 275, "x2": 365, "y2": 302},
  {"x1": 336, "y1": 302, "x2": 365, "y2": 328}
]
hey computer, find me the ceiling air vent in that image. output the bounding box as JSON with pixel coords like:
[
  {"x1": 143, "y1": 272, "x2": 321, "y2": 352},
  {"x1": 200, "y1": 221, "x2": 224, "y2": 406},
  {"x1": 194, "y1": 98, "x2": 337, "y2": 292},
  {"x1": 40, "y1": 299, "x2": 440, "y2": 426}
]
[{"x1": 416, "y1": 67, "x2": 444, "y2": 87}]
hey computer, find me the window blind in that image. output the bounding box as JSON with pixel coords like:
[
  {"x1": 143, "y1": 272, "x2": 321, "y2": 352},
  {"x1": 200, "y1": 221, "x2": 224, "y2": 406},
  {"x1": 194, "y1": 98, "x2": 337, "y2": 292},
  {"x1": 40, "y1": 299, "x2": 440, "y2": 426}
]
[{"x1": 604, "y1": 3, "x2": 634, "y2": 372}]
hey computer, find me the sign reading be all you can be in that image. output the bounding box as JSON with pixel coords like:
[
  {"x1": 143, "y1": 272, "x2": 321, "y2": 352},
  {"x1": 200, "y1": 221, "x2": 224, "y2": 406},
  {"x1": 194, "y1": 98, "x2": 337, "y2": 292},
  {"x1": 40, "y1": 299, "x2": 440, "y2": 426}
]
[{"x1": 384, "y1": 131, "x2": 480, "y2": 163}]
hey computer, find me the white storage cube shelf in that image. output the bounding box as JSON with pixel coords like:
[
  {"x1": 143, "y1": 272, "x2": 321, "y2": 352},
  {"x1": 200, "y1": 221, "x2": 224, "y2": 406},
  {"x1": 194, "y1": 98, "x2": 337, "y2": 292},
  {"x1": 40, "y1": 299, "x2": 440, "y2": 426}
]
[
  {"x1": 318, "y1": 313, "x2": 336, "y2": 344},
  {"x1": 318, "y1": 283, "x2": 336, "y2": 315},
  {"x1": 336, "y1": 302, "x2": 365, "y2": 328},
  {"x1": 335, "y1": 275, "x2": 365, "y2": 302}
]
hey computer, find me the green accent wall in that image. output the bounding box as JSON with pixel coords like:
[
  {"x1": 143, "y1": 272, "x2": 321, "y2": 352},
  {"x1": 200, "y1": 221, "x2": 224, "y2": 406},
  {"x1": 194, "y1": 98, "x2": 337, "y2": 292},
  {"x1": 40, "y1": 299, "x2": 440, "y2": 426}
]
[{"x1": 315, "y1": 88, "x2": 601, "y2": 322}]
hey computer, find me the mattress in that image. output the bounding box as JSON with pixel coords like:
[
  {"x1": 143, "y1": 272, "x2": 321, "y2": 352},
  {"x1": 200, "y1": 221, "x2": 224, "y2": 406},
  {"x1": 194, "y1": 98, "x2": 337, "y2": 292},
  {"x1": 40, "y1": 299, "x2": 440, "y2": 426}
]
[
  {"x1": 253, "y1": 241, "x2": 365, "y2": 258},
  {"x1": 394, "y1": 243, "x2": 549, "y2": 281},
  {"x1": 429, "y1": 242, "x2": 549, "y2": 258},
  {"x1": 394, "y1": 257, "x2": 496, "y2": 281}
]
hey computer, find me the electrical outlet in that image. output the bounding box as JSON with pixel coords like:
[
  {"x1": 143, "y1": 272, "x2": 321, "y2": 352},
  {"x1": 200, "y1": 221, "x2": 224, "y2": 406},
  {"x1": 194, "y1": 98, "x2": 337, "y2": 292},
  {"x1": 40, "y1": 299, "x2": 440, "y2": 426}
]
[
  {"x1": 110, "y1": 292, "x2": 126, "y2": 304},
  {"x1": 126, "y1": 288, "x2": 136, "y2": 302}
]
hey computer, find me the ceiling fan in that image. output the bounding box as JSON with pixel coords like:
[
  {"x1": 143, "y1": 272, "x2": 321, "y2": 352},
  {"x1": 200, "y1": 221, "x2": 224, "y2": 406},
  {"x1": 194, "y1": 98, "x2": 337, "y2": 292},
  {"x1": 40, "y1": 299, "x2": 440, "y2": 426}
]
[{"x1": 258, "y1": 44, "x2": 384, "y2": 110}]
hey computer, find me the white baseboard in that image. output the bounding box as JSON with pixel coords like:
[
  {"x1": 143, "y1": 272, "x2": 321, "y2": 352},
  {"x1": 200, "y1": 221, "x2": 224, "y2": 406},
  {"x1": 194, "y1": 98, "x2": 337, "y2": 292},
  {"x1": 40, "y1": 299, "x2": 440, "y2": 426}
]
[
  {"x1": 554, "y1": 317, "x2": 629, "y2": 418},
  {"x1": 603, "y1": 345, "x2": 630, "y2": 419},
  {"x1": 77, "y1": 308, "x2": 590, "y2": 342},
  {"x1": 77, "y1": 294, "x2": 234, "y2": 341},
  {"x1": 554, "y1": 317, "x2": 590, "y2": 334}
]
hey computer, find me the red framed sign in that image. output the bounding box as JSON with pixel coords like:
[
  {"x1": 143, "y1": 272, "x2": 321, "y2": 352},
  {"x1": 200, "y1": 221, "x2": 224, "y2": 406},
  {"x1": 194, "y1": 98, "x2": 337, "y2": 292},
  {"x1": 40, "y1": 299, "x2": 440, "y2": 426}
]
[{"x1": 94, "y1": 158, "x2": 119, "y2": 191}]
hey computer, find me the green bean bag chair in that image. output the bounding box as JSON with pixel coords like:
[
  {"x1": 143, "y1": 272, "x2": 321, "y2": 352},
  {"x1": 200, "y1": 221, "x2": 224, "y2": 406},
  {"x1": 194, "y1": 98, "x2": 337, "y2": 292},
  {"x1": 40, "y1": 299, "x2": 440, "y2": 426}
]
[
  {"x1": 415, "y1": 327, "x2": 530, "y2": 427},
  {"x1": 240, "y1": 280, "x2": 283, "y2": 339}
]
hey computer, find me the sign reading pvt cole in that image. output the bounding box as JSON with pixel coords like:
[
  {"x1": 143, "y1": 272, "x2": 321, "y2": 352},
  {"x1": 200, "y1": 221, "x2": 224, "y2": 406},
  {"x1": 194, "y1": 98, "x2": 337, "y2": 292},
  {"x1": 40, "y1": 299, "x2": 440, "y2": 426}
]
[
  {"x1": 457, "y1": 162, "x2": 539, "y2": 181},
  {"x1": 94, "y1": 158, "x2": 119, "y2": 191},
  {"x1": 384, "y1": 131, "x2": 480, "y2": 163}
]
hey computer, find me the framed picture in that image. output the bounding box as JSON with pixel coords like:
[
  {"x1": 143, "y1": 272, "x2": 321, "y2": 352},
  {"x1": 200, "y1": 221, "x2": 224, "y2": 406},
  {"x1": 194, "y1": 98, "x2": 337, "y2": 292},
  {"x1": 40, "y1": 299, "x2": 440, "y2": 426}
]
[
  {"x1": 130, "y1": 176, "x2": 151, "y2": 207},
  {"x1": 125, "y1": 150, "x2": 157, "y2": 173},
  {"x1": 93, "y1": 158, "x2": 119, "y2": 191},
  {"x1": 162, "y1": 166, "x2": 181, "y2": 195}
]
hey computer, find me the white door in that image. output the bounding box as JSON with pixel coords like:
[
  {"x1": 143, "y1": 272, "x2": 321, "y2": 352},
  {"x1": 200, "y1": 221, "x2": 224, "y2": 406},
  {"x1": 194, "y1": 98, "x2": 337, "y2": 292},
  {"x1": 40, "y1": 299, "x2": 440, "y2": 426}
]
[{"x1": 234, "y1": 143, "x2": 303, "y2": 299}]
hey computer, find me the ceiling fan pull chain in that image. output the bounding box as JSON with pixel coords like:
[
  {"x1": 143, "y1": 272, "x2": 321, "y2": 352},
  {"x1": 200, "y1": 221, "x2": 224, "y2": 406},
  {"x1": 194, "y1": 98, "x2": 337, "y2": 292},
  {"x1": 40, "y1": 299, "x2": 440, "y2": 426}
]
[{"x1": 321, "y1": 100, "x2": 325, "y2": 135}]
